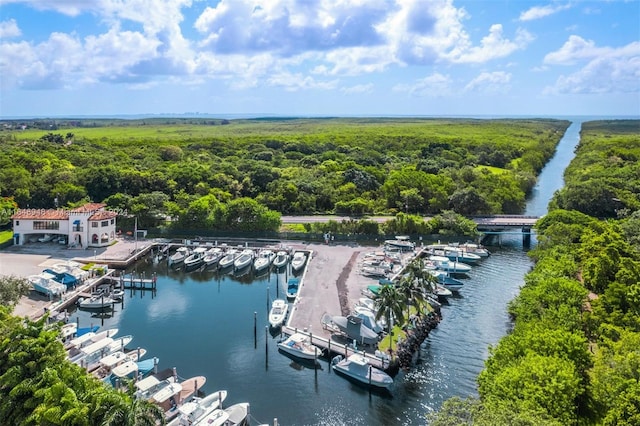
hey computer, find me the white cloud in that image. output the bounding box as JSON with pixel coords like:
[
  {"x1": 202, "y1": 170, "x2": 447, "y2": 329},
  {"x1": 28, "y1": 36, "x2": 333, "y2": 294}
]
[
  {"x1": 544, "y1": 35, "x2": 609, "y2": 65},
  {"x1": 544, "y1": 41, "x2": 640, "y2": 94},
  {"x1": 340, "y1": 83, "x2": 374, "y2": 94},
  {"x1": 0, "y1": 19, "x2": 21, "y2": 38},
  {"x1": 267, "y1": 72, "x2": 338, "y2": 92},
  {"x1": 519, "y1": 3, "x2": 572, "y2": 22},
  {"x1": 447, "y1": 25, "x2": 533, "y2": 64},
  {"x1": 393, "y1": 72, "x2": 453, "y2": 97},
  {"x1": 464, "y1": 71, "x2": 511, "y2": 93},
  {"x1": 2, "y1": 0, "x2": 92, "y2": 16}
]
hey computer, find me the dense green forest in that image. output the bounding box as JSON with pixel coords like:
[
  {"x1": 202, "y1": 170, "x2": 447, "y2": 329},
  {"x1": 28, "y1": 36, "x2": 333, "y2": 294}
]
[
  {"x1": 0, "y1": 118, "x2": 568, "y2": 232},
  {"x1": 430, "y1": 120, "x2": 640, "y2": 425}
]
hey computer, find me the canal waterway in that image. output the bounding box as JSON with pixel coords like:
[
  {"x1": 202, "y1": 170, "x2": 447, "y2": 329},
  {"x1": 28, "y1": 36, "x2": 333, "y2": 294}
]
[{"x1": 70, "y1": 118, "x2": 583, "y2": 425}]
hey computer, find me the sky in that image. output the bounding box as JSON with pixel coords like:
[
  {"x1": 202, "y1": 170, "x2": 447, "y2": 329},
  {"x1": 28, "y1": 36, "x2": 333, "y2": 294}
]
[{"x1": 0, "y1": 0, "x2": 638, "y2": 118}]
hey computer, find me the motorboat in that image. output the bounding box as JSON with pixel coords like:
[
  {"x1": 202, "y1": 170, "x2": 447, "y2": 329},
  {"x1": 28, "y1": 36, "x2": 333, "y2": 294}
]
[
  {"x1": 77, "y1": 294, "x2": 115, "y2": 310},
  {"x1": 357, "y1": 297, "x2": 377, "y2": 313},
  {"x1": 331, "y1": 353, "x2": 393, "y2": 389},
  {"x1": 223, "y1": 402, "x2": 250, "y2": 426},
  {"x1": 253, "y1": 249, "x2": 275, "y2": 273},
  {"x1": 352, "y1": 307, "x2": 384, "y2": 334},
  {"x1": 361, "y1": 266, "x2": 388, "y2": 278},
  {"x1": 92, "y1": 348, "x2": 147, "y2": 380},
  {"x1": 451, "y1": 241, "x2": 490, "y2": 257},
  {"x1": 384, "y1": 236, "x2": 415, "y2": 251},
  {"x1": 184, "y1": 247, "x2": 207, "y2": 269},
  {"x1": 28, "y1": 274, "x2": 66, "y2": 297},
  {"x1": 218, "y1": 248, "x2": 239, "y2": 270},
  {"x1": 286, "y1": 278, "x2": 300, "y2": 301},
  {"x1": 37, "y1": 234, "x2": 53, "y2": 243},
  {"x1": 203, "y1": 247, "x2": 224, "y2": 267},
  {"x1": 430, "y1": 247, "x2": 482, "y2": 265},
  {"x1": 233, "y1": 249, "x2": 254, "y2": 271},
  {"x1": 428, "y1": 255, "x2": 472, "y2": 274},
  {"x1": 43, "y1": 268, "x2": 78, "y2": 288},
  {"x1": 273, "y1": 250, "x2": 289, "y2": 269},
  {"x1": 427, "y1": 269, "x2": 464, "y2": 292},
  {"x1": 323, "y1": 314, "x2": 379, "y2": 346},
  {"x1": 110, "y1": 288, "x2": 125, "y2": 301},
  {"x1": 166, "y1": 390, "x2": 228, "y2": 426},
  {"x1": 268, "y1": 299, "x2": 288, "y2": 328},
  {"x1": 432, "y1": 283, "x2": 453, "y2": 298},
  {"x1": 168, "y1": 247, "x2": 190, "y2": 266},
  {"x1": 277, "y1": 333, "x2": 321, "y2": 360},
  {"x1": 75, "y1": 335, "x2": 133, "y2": 368},
  {"x1": 108, "y1": 356, "x2": 157, "y2": 387},
  {"x1": 291, "y1": 251, "x2": 307, "y2": 272}
]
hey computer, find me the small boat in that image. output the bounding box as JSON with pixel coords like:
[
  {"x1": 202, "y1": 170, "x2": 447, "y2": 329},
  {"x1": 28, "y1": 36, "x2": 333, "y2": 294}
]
[
  {"x1": 273, "y1": 250, "x2": 289, "y2": 269},
  {"x1": 435, "y1": 247, "x2": 482, "y2": 265},
  {"x1": 28, "y1": 274, "x2": 66, "y2": 297},
  {"x1": 352, "y1": 307, "x2": 384, "y2": 334},
  {"x1": 218, "y1": 248, "x2": 239, "y2": 270},
  {"x1": 268, "y1": 299, "x2": 288, "y2": 328},
  {"x1": 223, "y1": 402, "x2": 250, "y2": 426},
  {"x1": 277, "y1": 333, "x2": 320, "y2": 360},
  {"x1": 331, "y1": 353, "x2": 393, "y2": 389},
  {"x1": 428, "y1": 255, "x2": 472, "y2": 274},
  {"x1": 432, "y1": 283, "x2": 453, "y2": 299},
  {"x1": 184, "y1": 247, "x2": 207, "y2": 269},
  {"x1": 203, "y1": 247, "x2": 224, "y2": 267},
  {"x1": 253, "y1": 249, "x2": 275, "y2": 273},
  {"x1": 286, "y1": 278, "x2": 300, "y2": 301},
  {"x1": 38, "y1": 234, "x2": 53, "y2": 243},
  {"x1": 427, "y1": 269, "x2": 464, "y2": 292},
  {"x1": 110, "y1": 289, "x2": 125, "y2": 300},
  {"x1": 234, "y1": 249, "x2": 254, "y2": 271},
  {"x1": 384, "y1": 236, "x2": 414, "y2": 251},
  {"x1": 166, "y1": 390, "x2": 228, "y2": 426},
  {"x1": 361, "y1": 266, "x2": 388, "y2": 278},
  {"x1": 168, "y1": 247, "x2": 190, "y2": 266},
  {"x1": 323, "y1": 315, "x2": 379, "y2": 346},
  {"x1": 357, "y1": 297, "x2": 377, "y2": 312},
  {"x1": 452, "y1": 242, "x2": 490, "y2": 257},
  {"x1": 291, "y1": 251, "x2": 307, "y2": 272},
  {"x1": 78, "y1": 294, "x2": 115, "y2": 310}
]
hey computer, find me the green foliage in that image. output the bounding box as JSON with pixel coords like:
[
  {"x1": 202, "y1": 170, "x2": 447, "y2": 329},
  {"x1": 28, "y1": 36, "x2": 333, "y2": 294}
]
[
  {"x1": 0, "y1": 275, "x2": 31, "y2": 307},
  {"x1": 0, "y1": 197, "x2": 18, "y2": 227}
]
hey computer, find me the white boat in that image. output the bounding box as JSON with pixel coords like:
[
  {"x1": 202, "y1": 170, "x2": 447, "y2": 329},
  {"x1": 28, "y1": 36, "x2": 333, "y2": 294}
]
[
  {"x1": 428, "y1": 255, "x2": 472, "y2": 274},
  {"x1": 452, "y1": 242, "x2": 490, "y2": 257},
  {"x1": 110, "y1": 289, "x2": 125, "y2": 301},
  {"x1": 184, "y1": 247, "x2": 207, "y2": 269},
  {"x1": 233, "y1": 249, "x2": 254, "y2": 271},
  {"x1": 331, "y1": 353, "x2": 393, "y2": 389},
  {"x1": 203, "y1": 247, "x2": 224, "y2": 267},
  {"x1": 434, "y1": 247, "x2": 482, "y2": 264},
  {"x1": 78, "y1": 294, "x2": 115, "y2": 309},
  {"x1": 223, "y1": 402, "x2": 250, "y2": 426},
  {"x1": 384, "y1": 236, "x2": 415, "y2": 251},
  {"x1": 291, "y1": 251, "x2": 307, "y2": 272},
  {"x1": 28, "y1": 274, "x2": 66, "y2": 297},
  {"x1": 268, "y1": 299, "x2": 288, "y2": 328},
  {"x1": 38, "y1": 234, "x2": 53, "y2": 243},
  {"x1": 427, "y1": 269, "x2": 464, "y2": 292},
  {"x1": 168, "y1": 247, "x2": 190, "y2": 266},
  {"x1": 273, "y1": 250, "x2": 289, "y2": 269},
  {"x1": 432, "y1": 283, "x2": 453, "y2": 298},
  {"x1": 218, "y1": 248, "x2": 239, "y2": 269},
  {"x1": 167, "y1": 390, "x2": 228, "y2": 426},
  {"x1": 253, "y1": 249, "x2": 275, "y2": 273},
  {"x1": 286, "y1": 278, "x2": 300, "y2": 301},
  {"x1": 357, "y1": 297, "x2": 377, "y2": 313},
  {"x1": 353, "y1": 306, "x2": 384, "y2": 334},
  {"x1": 277, "y1": 333, "x2": 321, "y2": 360}
]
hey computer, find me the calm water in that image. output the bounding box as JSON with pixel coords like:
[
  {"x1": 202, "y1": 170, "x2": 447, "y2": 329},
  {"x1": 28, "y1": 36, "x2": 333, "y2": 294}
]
[{"x1": 70, "y1": 119, "x2": 583, "y2": 425}]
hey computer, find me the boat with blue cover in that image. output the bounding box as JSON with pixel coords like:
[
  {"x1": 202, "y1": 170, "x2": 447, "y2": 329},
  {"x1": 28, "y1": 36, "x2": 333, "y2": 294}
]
[{"x1": 286, "y1": 278, "x2": 300, "y2": 301}]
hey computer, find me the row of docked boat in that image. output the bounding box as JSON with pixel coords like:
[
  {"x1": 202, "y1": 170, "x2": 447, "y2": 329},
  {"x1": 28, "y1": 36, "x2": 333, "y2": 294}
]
[{"x1": 28, "y1": 261, "x2": 88, "y2": 297}]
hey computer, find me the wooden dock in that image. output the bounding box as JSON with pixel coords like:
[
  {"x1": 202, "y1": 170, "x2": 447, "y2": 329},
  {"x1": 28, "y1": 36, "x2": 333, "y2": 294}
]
[
  {"x1": 105, "y1": 274, "x2": 157, "y2": 290},
  {"x1": 281, "y1": 325, "x2": 390, "y2": 370}
]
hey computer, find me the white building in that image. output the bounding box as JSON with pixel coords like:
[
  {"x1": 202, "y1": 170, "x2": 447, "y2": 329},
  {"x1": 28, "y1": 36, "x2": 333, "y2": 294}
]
[{"x1": 11, "y1": 203, "x2": 118, "y2": 248}]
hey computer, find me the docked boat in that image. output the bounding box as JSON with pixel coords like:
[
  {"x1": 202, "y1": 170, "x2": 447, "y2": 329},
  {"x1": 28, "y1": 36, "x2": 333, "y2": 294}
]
[
  {"x1": 384, "y1": 236, "x2": 415, "y2": 251},
  {"x1": 78, "y1": 294, "x2": 115, "y2": 310},
  {"x1": 427, "y1": 269, "x2": 464, "y2": 292},
  {"x1": 166, "y1": 390, "x2": 228, "y2": 426},
  {"x1": 352, "y1": 307, "x2": 384, "y2": 334},
  {"x1": 223, "y1": 402, "x2": 250, "y2": 426},
  {"x1": 361, "y1": 266, "x2": 388, "y2": 278},
  {"x1": 273, "y1": 250, "x2": 289, "y2": 269},
  {"x1": 323, "y1": 314, "x2": 379, "y2": 346},
  {"x1": 428, "y1": 255, "x2": 472, "y2": 274},
  {"x1": 108, "y1": 354, "x2": 156, "y2": 386},
  {"x1": 286, "y1": 278, "x2": 300, "y2": 301},
  {"x1": 110, "y1": 288, "x2": 125, "y2": 301},
  {"x1": 28, "y1": 274, "x2": 66, "y2": 297},
  {"x1": 291, "y1": 251, "x2": 307, "y2": 272},
  {"x1": 452, "y1": 242, "x2": 490, "y2": 257},
  {"x1": 203, "y1": 247, "x2": 224, "y2": 267},
  {"x1": 277, "y1": 333, "x2": 321, "y2": 360},
  {"x1": 218, "y1": 248, "x2": 239, "y2": 270},
  {"x1": 184, "y1": 247, "x2": 207, "y2": 269},
  {"x1": 233, "y1": 249, "x2": 254, "y2": 271},
  {"x1": 253, "y1": 249, "x2": 275, "y2": 273},
  {"x1": 357, "y1": 297, "x2": 377, "y2": 313},
  {"x1": 331, "y1": 353, "x2": 393, "y2": 389},
  {"x1": 93, "y1": 348, "x2": 147, "y2": 380},
  {"x1": 168, "y1": 247, "x2": 190, "y2": 266},
  {"x1": 432, "y1": 283, "x2": 453, "y2": 299},
  {"x1": 268, "y1": 299, "x2": 288, "y2": 328}
]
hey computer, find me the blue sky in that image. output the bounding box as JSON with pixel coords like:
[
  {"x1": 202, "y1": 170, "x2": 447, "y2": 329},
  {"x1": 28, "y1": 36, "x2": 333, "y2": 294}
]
[{"x1": 1, "y1": 0, "x2": 638, "y2": 117}]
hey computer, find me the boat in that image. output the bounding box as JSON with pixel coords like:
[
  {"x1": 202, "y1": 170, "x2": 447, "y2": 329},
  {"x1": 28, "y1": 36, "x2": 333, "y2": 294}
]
[
  {"x1": 361, "y1": 266, "x2": 388, "y2": 278},
  {"x1": 428, "y1": 255, "x2": 472, "y2": 274},
  {"x1": 331, "y1": 353, "x2": 393, "y2": 389},
  {"x1": 233, "y1": 249, "x2": 254, "y2": 271},
  {"x1": 291, "y1": 251, "x2": 307, "y2": 272},
  {"x1": 273, "y1": 250, "x2": 289, "y2": 269},
  {"x1": 38, "y1": 234, "x2": 53, "y2": 243},
  {"x1": 286, "y1": 278, "x2": 300, "y2": 301},
  {"x1": 43, "y1": 268, "x2": 78, "y2": 288},
  {"x1": 357, "y1": 297, "x2": 377, "y2": 312},
  {"x1": 427, "y1": 269, "x2": 464, "y2": 292},
  {"x1": 184, "y1": 247, "x2": 207, "y2": 269},
  {"x1": 223, "y1": 402, "x2": 250, "y2": 426},
  {"x1": 168, "y1": 247, "x2": 190, "y2": 266},
  {"x1": 452, "y1": 241, "x2": 490, "y2": 257},
  {"x1": 384, "y1": 236, "x2": 415, "y2": 251},
  {"x1": 28, "y1": 274, "x2": 66, "y2": 297},
  {"x1": 110, "y1": 288, "x2": 125, "y2": 300},
  {"x1": 352, "y1": 307, "x2": 384, "y2": 334},
  {"x1": 218, "y1": 248, "x2": 239, "y2": 270},
  {"x1": 277, "y1": 333, "x2": 321, "y2": 360},
  {"x1": 77, "y1": 294, "x2": 115, "y2": 310},
  {"x1": 93, "y1": 348, "x2": 147, "y2": 380},
  {"x1": 431, "y1": 283, "x2": 453, "y2": 299},
  {"x1": 108, "y1": 354, "x2": 156, "y2": 385},
  {"x1": 203, "y1": 247, "x2": 224, "y2": 267},
  {"x1": 323, "y1": 315, "x2": 379, "y2": 346},
  {"x1": 253, "y1": 249, "x2": 275, "y2": 273},
  {"x1": 166, "y1": 390, "x2": 228, "y2": 426},
  {"x1": 268, "y1": 299, "x2": 288, "y2": 328}
]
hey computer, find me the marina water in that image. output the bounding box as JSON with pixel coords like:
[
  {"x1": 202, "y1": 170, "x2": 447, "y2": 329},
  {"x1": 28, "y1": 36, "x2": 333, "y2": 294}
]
[{"x1": 71, "y1": 119, "x2": 583, "y2": 425}]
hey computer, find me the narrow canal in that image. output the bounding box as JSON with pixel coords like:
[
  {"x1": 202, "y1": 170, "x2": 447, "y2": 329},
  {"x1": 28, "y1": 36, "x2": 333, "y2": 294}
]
[{"x1": 71, "y1": 118, "x2": 583, "y2": 425}]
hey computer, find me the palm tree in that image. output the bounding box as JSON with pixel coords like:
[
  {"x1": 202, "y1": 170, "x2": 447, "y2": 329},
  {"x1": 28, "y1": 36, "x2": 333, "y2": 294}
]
[
  {"x1": 396, "y1": 275, "x2": 424, "y2": 321},
  {"x1": 373, "y1": 283, "x2": 406, "y2": 352},
  {"x1": 101, "y1": 396, "x2": 165, "y2": 426},
  {"x1": 404, "y1": 258, "x2": 438, "y2": 314}
]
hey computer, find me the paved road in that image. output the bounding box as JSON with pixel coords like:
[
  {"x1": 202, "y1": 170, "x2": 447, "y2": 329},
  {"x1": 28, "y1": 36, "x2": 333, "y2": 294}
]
[{"x1": 281, "y1": 215, "x2": 539, "y2": 227}]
